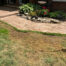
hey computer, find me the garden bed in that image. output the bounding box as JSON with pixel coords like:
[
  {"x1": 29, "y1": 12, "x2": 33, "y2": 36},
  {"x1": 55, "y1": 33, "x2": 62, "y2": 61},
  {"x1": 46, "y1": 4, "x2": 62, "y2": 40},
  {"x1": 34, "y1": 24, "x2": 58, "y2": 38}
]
[{"x1": 18, "y1": 3, "x2": 66, "y2": 23}]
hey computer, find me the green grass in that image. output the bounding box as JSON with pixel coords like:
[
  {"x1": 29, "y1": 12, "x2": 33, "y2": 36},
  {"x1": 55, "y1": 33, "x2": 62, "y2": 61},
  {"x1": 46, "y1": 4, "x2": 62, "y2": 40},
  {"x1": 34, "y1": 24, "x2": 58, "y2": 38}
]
[
  {"x1": 0, "y1": 27, "x2": 9, "y2": 51},
  {"x1": 61, "y1": 41, "x2": 66, "y2": 48},
  {"x1": 14, "y1": 27, "x2": 66, "y2": 36},
  {"x1": 0, "y1": 21, "x2": 66, "y2": 66},
  {"x1": 0, "y1": 25, "x2": 16, "y2": 66},
  {"x1": 0, "y1": 28, "x2": 8, "y2": 34},
  {"x1": 43, "y1": 56, "x2": 58, "y2": 66}
]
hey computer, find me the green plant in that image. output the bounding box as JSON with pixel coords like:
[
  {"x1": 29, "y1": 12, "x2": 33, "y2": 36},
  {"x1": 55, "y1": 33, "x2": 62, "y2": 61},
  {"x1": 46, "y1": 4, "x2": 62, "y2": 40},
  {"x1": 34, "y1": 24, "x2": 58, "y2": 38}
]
[
  {"x1": 37, "y1": 9, "x2": 49, "y2": 17},
  {"x1": 49, "y1": 12, "x2": 58, "y2": 18},
  {"x1": 29, "y1": 11, "x2": 37, "y2": 16},
  {"x1": 27, "y1": 3, "x2": 41, "y2": 11},
  {"x1": 19, "y1": 4, "x2": 34, "y2": 14},
  {"x1": 63, "y1": 13, "x2": 66, "y2": 19},
  {"x1": 19, "y1": 3, "x2": 41, "y2": 14},
  {"x1": 49, "y1": 11, "x2": 66, "y2": 19}
]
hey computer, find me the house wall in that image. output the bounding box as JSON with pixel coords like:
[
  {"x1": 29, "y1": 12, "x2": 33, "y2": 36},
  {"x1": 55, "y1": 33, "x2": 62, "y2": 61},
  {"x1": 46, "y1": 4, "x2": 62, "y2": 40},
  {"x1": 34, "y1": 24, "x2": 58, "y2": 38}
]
[
  {"x1": 2, "y1": 0, "x2": 66, "y2": 11},
  {"x1": 29, "y1": 0, "x2": 37, "y2": 3},
  {"x1": 52, "y1": 0, "x2": 66, "y2": 11},
  {"x1": 29, "y1": 0, "x2": 52, "y2": 3},
  {"x1": 29, "y1": 0, "x2": 66, "y2": 11}
]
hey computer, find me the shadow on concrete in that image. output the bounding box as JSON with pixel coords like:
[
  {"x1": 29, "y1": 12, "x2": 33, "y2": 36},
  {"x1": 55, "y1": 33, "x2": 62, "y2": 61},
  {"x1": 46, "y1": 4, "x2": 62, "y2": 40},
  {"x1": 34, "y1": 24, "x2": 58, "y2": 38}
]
[
  {"x1": 0, "y1": 6, "x2": 18, "y2": 12},
  {"x1": 0, "y1": 6, "x2": 18, "y2": 18}
]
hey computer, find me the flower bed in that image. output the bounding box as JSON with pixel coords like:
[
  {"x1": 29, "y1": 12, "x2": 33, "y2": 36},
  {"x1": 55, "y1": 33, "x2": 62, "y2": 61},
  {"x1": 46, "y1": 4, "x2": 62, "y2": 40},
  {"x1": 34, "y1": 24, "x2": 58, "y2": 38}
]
[{"x1": 18, "y1": 3, "x2": 66, "y2": 23}]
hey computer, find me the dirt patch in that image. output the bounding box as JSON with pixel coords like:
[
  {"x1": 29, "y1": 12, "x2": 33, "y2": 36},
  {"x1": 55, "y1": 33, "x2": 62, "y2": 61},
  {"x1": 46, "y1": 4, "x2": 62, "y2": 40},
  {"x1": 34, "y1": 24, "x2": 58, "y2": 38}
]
[{"x1": 0, "y1": 21, "x2": 66, "y2": 66}]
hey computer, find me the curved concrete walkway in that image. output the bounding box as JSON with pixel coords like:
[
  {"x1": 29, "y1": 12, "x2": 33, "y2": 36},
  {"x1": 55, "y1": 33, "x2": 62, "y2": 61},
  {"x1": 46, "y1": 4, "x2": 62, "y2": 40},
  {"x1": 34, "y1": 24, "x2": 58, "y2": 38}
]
[{"x1": 0, "y1": 6, "x2": 66, "y2": 34}]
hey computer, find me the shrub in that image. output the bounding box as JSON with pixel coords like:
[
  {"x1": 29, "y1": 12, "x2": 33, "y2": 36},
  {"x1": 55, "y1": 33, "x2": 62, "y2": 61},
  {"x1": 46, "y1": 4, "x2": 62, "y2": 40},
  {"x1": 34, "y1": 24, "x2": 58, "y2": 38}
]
[
  {"x1": 62, "y1": 13, "x2": 66, "y2": 19},
  {"x1": 19, "y1": 3, "x2": 41, "y2": 14},
  {"x1": 49, "y1": 12, "x2": 58, "y2": 18},
  {"x1": 37, "y1": 9, "x2": 49, "y2": 17},
  {"x1": 27, "y1": 3, "x2": 41, "y2": 10},
  {"x1": 29, "y1": 11, "x2": 37, "y2": 16},
  {"x1": 19, "y1": 4, "x2": 34, "y2": 14},
  {"x1": 49, "y1": 11, "x2": 66, "y2": 20}
]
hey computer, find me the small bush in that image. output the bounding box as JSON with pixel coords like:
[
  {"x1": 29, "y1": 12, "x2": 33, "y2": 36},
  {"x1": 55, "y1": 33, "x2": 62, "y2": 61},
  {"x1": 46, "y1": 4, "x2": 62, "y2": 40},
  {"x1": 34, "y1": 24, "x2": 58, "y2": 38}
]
[
  {"x1": 49, "y1": 12, "x2": 58, "y2": 18},
  {"x1": 19, "y1": 3, "x2": 41, "y2": 14},
  {"x1": 27, "y1": 3, "x2": 41, "y2": 10},
  {"x1": 19, "y1": 3, "x2": 66, "y2": 20},
  {"x1": 19, "y1": 4, "x2": 34, "y2": 14},
  {"x1": 49, "y1": 11, "x2": 66, "y2": 20},
  {"x1": 29, "y1": 11, "x2": 37, "y2": 16},
  {"x1": 36, "y1": 9, "x2": 49, "y2": 17}
]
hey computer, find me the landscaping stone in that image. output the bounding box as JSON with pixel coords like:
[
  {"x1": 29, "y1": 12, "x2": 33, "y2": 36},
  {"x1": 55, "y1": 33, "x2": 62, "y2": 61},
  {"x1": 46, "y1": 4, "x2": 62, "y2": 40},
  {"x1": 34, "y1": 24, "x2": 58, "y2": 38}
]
[
  {"x1": 50, "y1": 19, "x2": 61, "y2": 23},
  {"x1": 21, "y1": 14, "x2": 27, "y2": 18},
  {"x1": 18, "y1": 14, "x2": 61, "y2": 23},
  {"x1": 37, "y1": 17, "x2": 60, "y2": 23},
  {"x1": 42, "y1": 18, "x2": 51, "y2": 23},
  {"x1": 26, "y1": 16, "x2": 31, "y2": 20}
]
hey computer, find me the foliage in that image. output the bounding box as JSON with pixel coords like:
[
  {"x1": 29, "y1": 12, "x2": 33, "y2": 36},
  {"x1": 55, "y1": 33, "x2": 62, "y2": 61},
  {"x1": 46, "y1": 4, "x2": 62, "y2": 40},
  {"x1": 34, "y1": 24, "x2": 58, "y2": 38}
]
[
  {"x1": 37, "y1": 9, "x2": 49, "y2": 17},
  {"x1": 29, "y1": 11, "x2": 37, "y2": 16},
  {"x1": 19, "y1": 3, "x2": 50, "y2": 17},
  {"x1": 49, "y1": 11, "x2": 66, "y2": 19},
  {"x1": 49, "y1": 12, "x2": 58, "y2": 18},
  {"x1": 19, "y1": 4, "x2": 34, "y2": 14},
  {"x1": 19, "y1": 3, "x2": 66, "y2": 20},
  {"x1": 19, "y1": 3, "x2": 41, "y2": 14},
  {"x1": 27, "y1": 3, "x2": 41, "y2": 10}
]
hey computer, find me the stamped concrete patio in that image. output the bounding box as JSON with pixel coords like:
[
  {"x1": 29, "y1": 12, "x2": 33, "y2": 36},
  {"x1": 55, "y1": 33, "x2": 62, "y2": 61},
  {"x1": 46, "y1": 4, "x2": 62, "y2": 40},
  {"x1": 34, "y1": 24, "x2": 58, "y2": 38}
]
[{"x1": 0, "y1": 6, "x2": 66, "y2": 34}]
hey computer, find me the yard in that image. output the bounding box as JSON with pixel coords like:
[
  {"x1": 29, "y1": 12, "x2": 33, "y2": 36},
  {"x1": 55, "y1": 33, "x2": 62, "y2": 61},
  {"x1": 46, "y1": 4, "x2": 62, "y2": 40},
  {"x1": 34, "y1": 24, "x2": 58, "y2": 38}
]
[{"x1": 0, "y1": 21, "x2": 66, "y2": 66}]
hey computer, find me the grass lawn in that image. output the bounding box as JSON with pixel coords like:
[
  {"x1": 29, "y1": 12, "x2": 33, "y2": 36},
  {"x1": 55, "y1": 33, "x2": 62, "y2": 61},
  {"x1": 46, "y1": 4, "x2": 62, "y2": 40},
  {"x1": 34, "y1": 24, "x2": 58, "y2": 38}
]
[{"x1": 0, "y1": 21, "x2": 66, "y2": 66}]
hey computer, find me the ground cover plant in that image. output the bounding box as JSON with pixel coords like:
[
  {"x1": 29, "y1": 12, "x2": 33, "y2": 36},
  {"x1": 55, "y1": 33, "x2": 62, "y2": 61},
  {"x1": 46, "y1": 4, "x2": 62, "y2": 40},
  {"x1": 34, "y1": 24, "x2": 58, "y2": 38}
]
[{"x1": 0, "y1": 21, "x2": 66, "y2": 66}]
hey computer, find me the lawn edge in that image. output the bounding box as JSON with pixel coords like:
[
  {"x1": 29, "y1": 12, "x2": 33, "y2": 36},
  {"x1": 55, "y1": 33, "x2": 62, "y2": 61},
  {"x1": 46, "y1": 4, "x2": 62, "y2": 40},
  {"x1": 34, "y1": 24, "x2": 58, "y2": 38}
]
[{"x1": 0, "y1": 20, "x2": 66, "y2": 36}]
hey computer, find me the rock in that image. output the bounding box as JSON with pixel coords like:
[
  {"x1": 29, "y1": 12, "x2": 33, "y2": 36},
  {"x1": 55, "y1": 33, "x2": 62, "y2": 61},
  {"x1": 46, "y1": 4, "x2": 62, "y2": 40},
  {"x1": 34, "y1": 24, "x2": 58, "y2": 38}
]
[
  {"x1": 43, "y1": 18, "x2": 51, "y2": 23},
  {"x1": 24, "y1": 13, "x2": 29, "y2": 16},
  {"x1": 31, "y1": 16, "x2": 38, "y2": 21},
  {"x1": 41, "y1": 17, "x2": 61, "y2": 23},
  {"x1": 37, "y1": 18, "x2": 44, "y2": 23},
  {"x1": 17, "y1": 13, "x2": 22, "y2": 16},
  {"x1": 37, "y1": 17, "x2": 51, "y2": 23},
  {"x1": 26, "y1": 16, "x2": 31, "y2": 20},
  {"x1": 37, "y1": 17, "x2": 42, "y2": 21},
  {"x1": 22, "y1": 14, "x2": 27, "y2": 18},
  {"x1": 50, "y1": 19, "x2": 61, "y2": 23},
  {"x1": 20, "y1": 14, "x2": 61, "y2": 23}
]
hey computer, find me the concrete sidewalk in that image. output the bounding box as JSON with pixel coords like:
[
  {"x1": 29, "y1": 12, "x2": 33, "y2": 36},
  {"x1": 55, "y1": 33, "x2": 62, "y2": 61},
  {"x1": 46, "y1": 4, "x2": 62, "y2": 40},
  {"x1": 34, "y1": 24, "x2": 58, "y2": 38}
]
[{"x1": 0, "y1": 6, "x2": 66, "y2": 34}]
